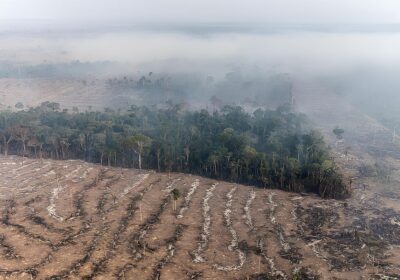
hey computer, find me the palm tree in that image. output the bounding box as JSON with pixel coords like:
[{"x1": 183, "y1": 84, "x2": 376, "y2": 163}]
[{"x1": 171, "y1": 188, "x2": 180, "y2": 211}]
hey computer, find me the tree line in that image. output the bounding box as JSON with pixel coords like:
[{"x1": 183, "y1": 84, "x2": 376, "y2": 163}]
[{"x1": 0, "y1": 102, "x2": 349, "y2": 198}]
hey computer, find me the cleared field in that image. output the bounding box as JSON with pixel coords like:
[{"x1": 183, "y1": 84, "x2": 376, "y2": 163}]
[
  {"x1": 0, "y1": 78, "x2": 141, "y2": 111},
  {"x1": 0, "y1": 156, "x2": 398, "y2": 279}
]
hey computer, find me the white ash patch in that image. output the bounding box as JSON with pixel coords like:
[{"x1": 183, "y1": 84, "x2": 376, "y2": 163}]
[
  {"x1": 214, "y1": 186, "x2": 246, "y2": 271},
  {"x1": 390, "y1": 218, "x2": 400, "y2": 227},
  {"x1": 177, "y1": 179, "x2": 199, "y2": 219},
  {"x1": 268, "y1": 193, "x2": 291, "y2": 252},
  {"x1": 47, "y1": 180, "x2": 64, "y2": 222},
  {"x1": 44, "y1": 170, "x2": 56, "y2": 177},
  {"x1": 46, "y1": 165, "x2": 83, "y2": 221},
  {"x1": 120, "y1": 173, "x2": 149, "y2": 198},
  {"x1": 72, "y1": 167, "x2": 93, "y2": 182},
  {"x1": 257, "y1": 239, "x2": 287, "y2": 279},
  {"x1": 307, "y1": 239, "x2": 326, "y2": 260},
  {"x1": 163, "y1": 178, "x2": 181, "y2": 192},
  {"x1": 64, "y1": 165, "x2": 83, "y2": 179},
  {"x1": 291, "y1": 196, "x2": 305, "y2": 234},
  {"x1": 13, "y1": 161, "x2": 37, "y2": 173},
  {"x1": 192, "y1": 183, "x2": 217, "y2": 263},
  {"x1": 244, "y1": 190, "x2": 256, "y2": 230},
  {"x1": 34, "y1": 162, "x2": 51, "y2": 172}
]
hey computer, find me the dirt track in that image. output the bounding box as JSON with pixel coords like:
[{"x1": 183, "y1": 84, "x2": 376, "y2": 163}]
[{"x1": 0, "y1": 156, "x2": 398, "y2": 280}]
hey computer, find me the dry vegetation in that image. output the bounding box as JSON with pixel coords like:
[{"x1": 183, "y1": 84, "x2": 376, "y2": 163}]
[
  {"x1": 0, "y1": 78, "x2": 140, "y2": 111},
  {"x1": 0, "y1": 155, "x2": 397, "y2": 280}
]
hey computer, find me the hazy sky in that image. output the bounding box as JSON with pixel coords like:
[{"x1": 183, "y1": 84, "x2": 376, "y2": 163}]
[
  {"x1": 0, "y1": 0, "x2": 400, "y2": 25},
  {"x1": 1, "y1": 0, "x2": 400, "y2": 78}
]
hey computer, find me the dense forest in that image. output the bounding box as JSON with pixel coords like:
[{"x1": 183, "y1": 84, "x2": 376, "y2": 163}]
[{"x1": 0, "y1": 102, "x2": 348, "y2": 198}]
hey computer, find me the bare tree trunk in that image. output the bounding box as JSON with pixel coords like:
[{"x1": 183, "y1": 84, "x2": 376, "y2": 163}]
[
  {"x1": 184, "y1": 146, "x2": 190, "y2": 167},
  {"x1": 61, "y1": 145, "x2": 65, "y2": 159},
  {"x1": 39, "y1": 144, "x2": 43, "y2": 159},
  {"x1": 156, "y1": 150, "x2": 160, "y2": 172}
]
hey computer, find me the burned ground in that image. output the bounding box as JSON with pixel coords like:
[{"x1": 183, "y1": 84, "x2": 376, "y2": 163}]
[{"x1": 0, "y1": 156, "x2": 397, "y2": 279}]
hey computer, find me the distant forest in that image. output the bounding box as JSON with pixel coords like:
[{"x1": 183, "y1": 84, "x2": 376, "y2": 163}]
[
  {"x1": 0, "y1": 61, "x2": 294, "y2": 110},
  {"x1": 0, "y1": 102, "x2": 349, "y2": 198}
]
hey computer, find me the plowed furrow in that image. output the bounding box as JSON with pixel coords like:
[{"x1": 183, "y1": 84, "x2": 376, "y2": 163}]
[
  {"x1": 214, "y1": 186, "x2": 246, "y2": 271},
  {"x1": 81, "y1": 178, "x2": 159, "y2": 279}
]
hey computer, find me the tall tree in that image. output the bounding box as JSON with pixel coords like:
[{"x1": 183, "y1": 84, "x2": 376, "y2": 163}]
[{"x1": 123, "y1": 134, "x2": 151, "y2": 169}]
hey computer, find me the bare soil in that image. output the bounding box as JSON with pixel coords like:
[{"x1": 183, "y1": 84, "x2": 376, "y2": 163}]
[{"x1": 0, "y1": 155, "x2": 398, "y2": 280}]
